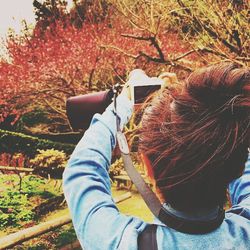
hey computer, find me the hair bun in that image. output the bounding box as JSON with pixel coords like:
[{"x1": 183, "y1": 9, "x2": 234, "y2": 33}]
[{"x1": 185, "y1": 63, "x2": 250, "y2": 120}]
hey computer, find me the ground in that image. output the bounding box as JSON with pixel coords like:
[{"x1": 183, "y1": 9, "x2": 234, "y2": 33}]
[{"x1": 0, "y1": 173, "x2": 153, "y2": 249}]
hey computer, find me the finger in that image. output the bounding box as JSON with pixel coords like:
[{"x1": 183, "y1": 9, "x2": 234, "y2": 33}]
[{"x1": 159, "y1": 72, "x2": 178, "y2": 85}]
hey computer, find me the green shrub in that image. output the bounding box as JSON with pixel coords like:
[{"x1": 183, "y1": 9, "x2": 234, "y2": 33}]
[
  {"x1": 0, "y1": 211, "x2": 10, "y2": 228},
  {"x1": 109, "y1": 158, "x2": 124, "y2": 180},
  {"x1": 19, "y1": 108, "x2": 50, "y2": 127},
  {"x1": 30, "y1": 149, "x2": 67, "y2": 169},
  {"x1": 55, "y1": 226, "x2": 77, "y2": 247},
  {"x1": 109, "y1": 154, "x2": 144, "y2": 180},
  {"x1": 0, "y1": 129, "x2": 75, "y2": 157},
  {"x1": 14, "y1": 108, "x2": 51, "y2": 133},
  {"x1": 22, "y1": 175, "x2": 46, "y2": 196},
  {"x1": 27, "y1": 243, "x2": 48, "y2": 250},
  {"x1": 0, "y1": 191, "x2": 34, "y2": 228},
  {"x1": 30, "y1": 149, "x2": 67, "y2": 178},
  {"x1": 0, "y1": 175, "x2": 61, "y2": 229}
]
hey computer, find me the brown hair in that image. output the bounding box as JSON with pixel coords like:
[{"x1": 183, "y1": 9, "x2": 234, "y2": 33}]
[{"x1": 139, "y1": 63, "x2": 250, "y2": 210}]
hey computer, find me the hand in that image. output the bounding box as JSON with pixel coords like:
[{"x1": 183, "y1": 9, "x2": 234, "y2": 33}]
[
  {"x1": 159, "y1": 72, "x2": 178, "y2": 89},
  {"x1": 120, "y1": 83, "x2": 131, "y2": 100}
]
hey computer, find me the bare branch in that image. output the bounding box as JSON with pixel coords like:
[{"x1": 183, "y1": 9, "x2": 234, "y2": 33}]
[
  {"x1": 30, "y1": 131, "x2": 81, "y2": 136},
  {"x1": 138, "y1": 51, "x2": 163, "y2": 63},
  {"x1": 112, "y1": 1, "x2": 151, "y2": 32},
  {"x1": 174, "y1": 47, "x2": 228, "y2": 61},
  {"x1": 88, "y1": 51, "x2": 102, "y2": 89},
  {"x1": 176, "y1": 0, "x2": 240, "y2": 55},
  {"x1": 100, "y1": 44, "x2": 138, "y2": 59},
  {"x1": 101, "y1": 44, "x2": 193, "y2": 72},
  {"x1": 72, "y1": 0, "x2": 85, "y2": 22},
  {"x1": 235, "y1": 57, "x2": 250, "y2": 62},
  {"x1": 149, "y1": 36, "x2": 165, "y2": 61},
  {"x1": 121, "y1": 33, "x2": 151, "y2": 41},
  {"x1": 44, "y1": 99, "x2": 67, "y2": 118},
  {"x1": 121, "y1": 33, "x2": 165, "y2": 61},
  {"x1": 102, "y1": 40, "x2": 245, "y2": 73}
]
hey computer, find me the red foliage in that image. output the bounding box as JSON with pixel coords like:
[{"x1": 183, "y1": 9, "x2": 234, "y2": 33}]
[
  {"x1": 0, "y1": 153, "x2": 11, "y2": 166},
  {"x1": 0, "y1": 14, "x2": 190, "y2": 125},
  {"x1": 0, "y1": 153, "x2": 26, "y2": 167}
]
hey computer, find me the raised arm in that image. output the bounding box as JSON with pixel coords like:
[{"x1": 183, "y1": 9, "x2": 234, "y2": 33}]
[{"x1": 63, "y1": 94, "x2": 146, "y2": 250}]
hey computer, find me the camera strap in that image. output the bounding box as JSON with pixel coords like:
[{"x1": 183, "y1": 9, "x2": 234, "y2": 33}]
[
  {"x1": 113, "y1": 85, "x2": 225, "y2": 235},
  {"x1": 113, "y1": 84, "x2": 162, "y2": 218}
]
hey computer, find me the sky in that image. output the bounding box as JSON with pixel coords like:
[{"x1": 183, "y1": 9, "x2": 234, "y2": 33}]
[
  {"x1": 0, "y1": 0, "x2": 36, "y2": 38},
  {"x1": 0, "y1": 0, "x2": 73, "y2": 58}
]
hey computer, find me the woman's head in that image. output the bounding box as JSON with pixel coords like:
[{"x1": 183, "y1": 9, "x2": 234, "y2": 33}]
[{"x1": 139, "y1": 63, "x2": 250, "y2": 210}]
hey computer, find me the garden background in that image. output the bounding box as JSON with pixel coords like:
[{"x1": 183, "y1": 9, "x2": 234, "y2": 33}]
[{"x1": 0, "y1": 0, "x2": 249, "y2": 249}]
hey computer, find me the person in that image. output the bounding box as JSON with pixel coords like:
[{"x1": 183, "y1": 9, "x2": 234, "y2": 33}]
[{"x1": 63, "y1": 63, "x2": 250, "y2": 250}]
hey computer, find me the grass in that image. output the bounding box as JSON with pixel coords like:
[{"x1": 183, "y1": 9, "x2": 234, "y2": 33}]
[
  {"x1": 2, "y1": 185, "x2": 152, "y2": 249},
  {"x1": 0, "y1": 174, "x2": 61, "y2": 198},
  {"x1": 0, "y1": 174, "x2": 63, "y2": 236},
  {"x1": 114, "y1": 188, "x2": 153, "y2": 223},
  {"x1": 1, "y1": 173, "x2": 233, "y2": 249}
]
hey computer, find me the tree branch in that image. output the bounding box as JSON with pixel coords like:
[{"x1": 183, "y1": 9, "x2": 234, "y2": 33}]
[
  {"x1": 101, "y1": 44, "x2": 193, "y2": 71},
  {"x1": 235, "y1": 57, "x2": 250, "y2": 62},
  {"x1": 121, "y1": 33, "x2": 165, "y2": 61},
  {"x1": 30, "y1": 131, "x2": 81, "y2": 136},
  {"x1": 176, "y1": 0, "x2": 240, "y2": 55},
  {"x1": 121, "y1": 33, "x2": 151, "y2": 41},
  {"x1": 88, "y1": 51, "x2": 101, "y2": 89},
  {"x1": 44, "y1": 99, "x2": 67, "y2": 118},
  {"x1": 102, "y1": 42, "x2": 247, "y2": 72},
  {"x1": 100, "y1": 45, "x2": 138, "y2": 59},
  {"x1": 174, "y1": 47, "x2": 228, "y2": 61},
  {"x1": 33, "y1": 0, "x2": 53, "y2": 17},
  {"x1": 149, "y1": 36, "x2": 165, "y2": 61},
  {"x1": 138, "y1": 51, "x2": 164, "y2": 63}
]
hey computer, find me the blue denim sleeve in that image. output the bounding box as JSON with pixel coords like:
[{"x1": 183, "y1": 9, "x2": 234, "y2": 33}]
[
  {"x1": 63, "y1": 94, "x2": 146, "y2": 250},
  {"x1": 228, "y1": 153, "x2": 250, "y2": 214}
]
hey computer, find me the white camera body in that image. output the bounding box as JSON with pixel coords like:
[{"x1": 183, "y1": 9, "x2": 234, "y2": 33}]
[{"x1": 127, "y1": 69, "x2": 165, "y2": 105}]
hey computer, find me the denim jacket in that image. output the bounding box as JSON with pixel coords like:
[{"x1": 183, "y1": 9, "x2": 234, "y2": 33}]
[{"x1": 63, "y1": 94, "x2": 250, "y2": 250}]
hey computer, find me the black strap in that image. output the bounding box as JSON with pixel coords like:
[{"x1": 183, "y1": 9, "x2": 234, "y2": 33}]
[
  {"x1": 138, "y1": 224, "x2": 158, "y2": 250},
  {"x1": 159, "y1": 206, "x2": 225, "y2": 234}
]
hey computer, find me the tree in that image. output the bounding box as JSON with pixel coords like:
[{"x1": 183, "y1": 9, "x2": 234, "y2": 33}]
[
  {"x1": 108, "y1": 0, "x2": 249, "y2": 67},
  {"x1": 33, "y1": 0, "x2": 69, "y2": 31},
  {"x1": 1, "y1": 3, "x2": 189, "y2": 132}
]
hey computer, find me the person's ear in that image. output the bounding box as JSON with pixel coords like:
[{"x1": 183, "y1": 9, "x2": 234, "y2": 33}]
[{"x1": 141, "y1": 153, "x2": 165, "y2": 203}]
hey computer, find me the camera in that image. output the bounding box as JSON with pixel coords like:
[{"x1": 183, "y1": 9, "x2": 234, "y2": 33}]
[
  {"x1": 128, "y1": 69, "x2": 165, "y2": 104},
  {"x1": 66, "y1": 69, "x2": 164, "y2": 130}
]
